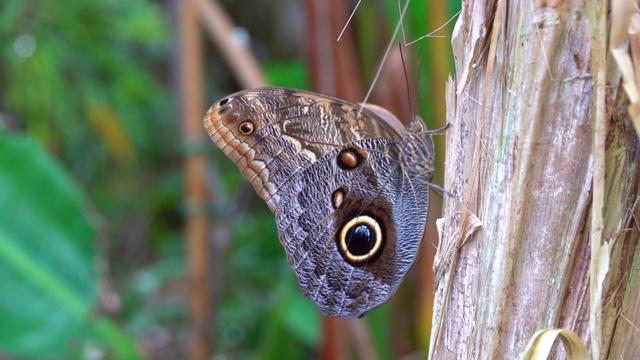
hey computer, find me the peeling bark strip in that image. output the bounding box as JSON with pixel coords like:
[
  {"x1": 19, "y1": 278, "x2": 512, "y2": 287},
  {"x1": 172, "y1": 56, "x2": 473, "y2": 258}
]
[{"x1": 431, "y1": 0, "x2": 640, "y2": 359}]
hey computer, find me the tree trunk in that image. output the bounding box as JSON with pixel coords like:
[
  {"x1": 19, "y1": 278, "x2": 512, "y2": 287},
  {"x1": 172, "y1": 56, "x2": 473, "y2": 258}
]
[{"x1": 431, "y1": 0, "x2": 640, "y2": 358}]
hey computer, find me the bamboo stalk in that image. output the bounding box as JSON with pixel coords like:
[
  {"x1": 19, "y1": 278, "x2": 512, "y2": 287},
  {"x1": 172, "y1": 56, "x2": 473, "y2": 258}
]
[
  {"x1": 178, "y1": 0, "x2": 211, "y2": 359},
  {"x1": 193, "y1": 0, "x2": 268, "y2": 89}
]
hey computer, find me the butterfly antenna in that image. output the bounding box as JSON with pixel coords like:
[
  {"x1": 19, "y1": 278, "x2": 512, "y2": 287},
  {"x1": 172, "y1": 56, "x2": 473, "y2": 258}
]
[
  {"x1": 412, "y1": 47, "x2": 423, "y2": 120},
  {"x1": 358, "y1": 0, "x2": 411, "y2": 118},
  {"x1": 398, "y1": 43, "x2": 414, "y2": 118}
]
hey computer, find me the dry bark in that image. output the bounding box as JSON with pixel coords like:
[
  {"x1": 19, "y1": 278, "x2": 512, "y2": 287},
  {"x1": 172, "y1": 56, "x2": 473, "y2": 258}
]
[{"x1": 432, "y1": 0, "x2": 640, "y2": 358}]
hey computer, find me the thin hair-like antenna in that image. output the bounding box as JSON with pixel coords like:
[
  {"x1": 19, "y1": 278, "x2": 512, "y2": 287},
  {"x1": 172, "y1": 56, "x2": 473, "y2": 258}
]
[
  {"x1": 398, "y1": 43, "x2": 413, "y2": 117},
  {"x1": 358, "y1": 0, "x2": 411, "y2": 117},
  {"x1": 412, "y1": 47, "x2": 423, "y2": 119},
  {"x1": 404, "y1": 10, "x2": 460, "y2": 45},
  {"x1": 337, "y1": 0, "x2": 363, "y2": 41},
  {"x1": 398, "y1": 0, "x2": 408, "y2": 45}
]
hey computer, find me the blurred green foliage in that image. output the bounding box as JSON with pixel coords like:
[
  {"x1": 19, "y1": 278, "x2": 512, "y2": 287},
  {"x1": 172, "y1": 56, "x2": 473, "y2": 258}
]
[
  {"x1": 0, "y1": 130, "x2": 141, "y2": 358},
  {"x1": 0, "y1": 0, "x2": 458, "y2": 358},
  {"x1": 0, "y1": 0, "x2": 183, "y2": 357}
]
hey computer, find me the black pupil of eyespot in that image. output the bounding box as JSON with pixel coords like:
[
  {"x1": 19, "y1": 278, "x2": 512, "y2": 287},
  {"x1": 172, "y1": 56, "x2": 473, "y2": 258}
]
[
  {"x1": 219, "y1": 98, "x2": 229, "y2": 106},
  {"x1": 241, "y1": 123, "x2": 252, "y2": 133},
  {"x1": 346, "y1": 224, "x2": 373, "y2": 256}
]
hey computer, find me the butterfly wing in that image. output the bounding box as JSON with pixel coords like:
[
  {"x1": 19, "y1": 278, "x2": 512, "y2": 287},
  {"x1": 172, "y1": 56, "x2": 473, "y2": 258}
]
[{"x1": 204, "y1": 87, "x2": 433, "y2": 318}]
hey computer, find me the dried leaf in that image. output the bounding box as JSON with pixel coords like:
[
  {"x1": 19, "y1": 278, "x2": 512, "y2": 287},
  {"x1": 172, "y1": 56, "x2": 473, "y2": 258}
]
[{"x1": 519, "y1": 328, "x2": 591, "y2": 360}]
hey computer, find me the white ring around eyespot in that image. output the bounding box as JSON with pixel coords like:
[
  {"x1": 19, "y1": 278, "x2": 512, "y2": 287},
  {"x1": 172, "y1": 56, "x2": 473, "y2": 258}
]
[{"x1": 338, "y1": 215, "x2": 382, "y2": 263}]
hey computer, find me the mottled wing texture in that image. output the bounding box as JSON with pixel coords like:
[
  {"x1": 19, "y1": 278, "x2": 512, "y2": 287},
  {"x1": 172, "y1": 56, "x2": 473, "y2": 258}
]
[{"x1": 204, "y1": 87, "x2": 435, "y2": 318}]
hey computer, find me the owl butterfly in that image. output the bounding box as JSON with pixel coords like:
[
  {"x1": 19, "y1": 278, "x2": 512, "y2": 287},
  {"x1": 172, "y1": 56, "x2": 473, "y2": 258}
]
[{"x1": 204, "y1": 87, "x2": 437, "y2": 319}]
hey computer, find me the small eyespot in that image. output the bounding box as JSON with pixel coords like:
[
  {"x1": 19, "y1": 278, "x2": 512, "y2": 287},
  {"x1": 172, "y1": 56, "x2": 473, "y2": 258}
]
[
  {"x1": 337, "y1": 214, "x2": 384, "y2": 266},
  {"x1": 239, "y1": 121, "x2": 255, "y2": 135},
  {"x1": 337, "y1": 148, "x2": 364, "y2": 170},
  {"x1": 331, "y1": 187, "x2": 347, "y2": 209},
  {"x1": 219, "y1": 98, "x2": 230, "y2": 106}
]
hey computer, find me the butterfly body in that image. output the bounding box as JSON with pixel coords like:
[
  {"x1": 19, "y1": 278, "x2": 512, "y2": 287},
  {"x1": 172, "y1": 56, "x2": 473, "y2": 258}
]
[{"x1": 204, "y1": 87, "x2": 435, "y2": 319}]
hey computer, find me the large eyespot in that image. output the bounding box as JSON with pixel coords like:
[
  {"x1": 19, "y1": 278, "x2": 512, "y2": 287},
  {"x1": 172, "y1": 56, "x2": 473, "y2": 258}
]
[
  {"x1": 337, "y1": 148, "x2": 365, "y2": 170},
  {"x1": 239, "y1": 121, "x2": 255, "y2": 135},
  {"x1": 337, "y1": 214, "x2": 384, "y2": 266}
]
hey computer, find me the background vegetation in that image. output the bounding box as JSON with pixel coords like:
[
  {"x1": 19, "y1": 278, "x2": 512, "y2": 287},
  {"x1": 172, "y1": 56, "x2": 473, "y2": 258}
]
[{"x1": 0, "y1": 0, "x2": 458, "y2": 358}]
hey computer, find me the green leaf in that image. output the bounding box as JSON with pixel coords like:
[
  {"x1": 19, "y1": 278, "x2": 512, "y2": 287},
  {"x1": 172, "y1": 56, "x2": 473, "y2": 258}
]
[
  {"x1": 0, "y1": 130, "x2": 139, "y2": 358},
  {"x1": 281, "y1": 293, "x2": 320, "y2": 347}
]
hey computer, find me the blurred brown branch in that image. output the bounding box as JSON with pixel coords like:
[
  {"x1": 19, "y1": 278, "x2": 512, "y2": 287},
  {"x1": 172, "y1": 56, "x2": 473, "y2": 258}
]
[
  {"x1": 193, "y1": 0, "x2": 268, "y2": 88},
  {"x1": 178, "y1": 0, "x2": 211, "y2": 359}
]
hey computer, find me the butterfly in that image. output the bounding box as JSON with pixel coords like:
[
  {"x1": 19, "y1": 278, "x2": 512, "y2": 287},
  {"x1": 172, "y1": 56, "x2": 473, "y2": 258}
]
[{"x1": 204, "y1": 87, "x2": 438, "y2": 319}]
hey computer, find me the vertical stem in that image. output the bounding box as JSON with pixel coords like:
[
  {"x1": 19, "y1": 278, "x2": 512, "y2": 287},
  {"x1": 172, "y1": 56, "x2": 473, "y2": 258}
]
[
  {"x1": 320, "y1": 318, "x2": 346, "y2": 360},
  {"x1": 417, "y1": 0, "x2": 453, "y2": 350},
  {"x1": 178, "y1": 0, "x2": 211, "y2": 358},
  {"x1": 588, "y1": 0, "x2": 608, "y2": 357}
]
